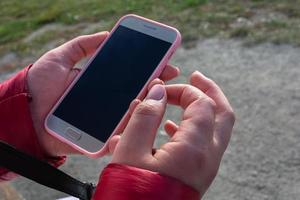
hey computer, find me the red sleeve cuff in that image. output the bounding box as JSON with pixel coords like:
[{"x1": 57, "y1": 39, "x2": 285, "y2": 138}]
[
  {"x1": 93, "y1": 163, "x2": 200, "y2": 200},
  {"x1": 0, "y1": 66, "x2": 65, "y2": 180}
]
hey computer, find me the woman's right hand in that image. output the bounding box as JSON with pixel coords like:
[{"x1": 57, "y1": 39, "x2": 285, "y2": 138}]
[{"x1": 110, "y1": 71, "x2": 235, "y2": 196}]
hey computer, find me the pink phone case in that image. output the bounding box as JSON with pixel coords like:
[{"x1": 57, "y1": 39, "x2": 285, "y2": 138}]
[{"x1": 45, "y1": 14, "x2": 181, "y2": 158}]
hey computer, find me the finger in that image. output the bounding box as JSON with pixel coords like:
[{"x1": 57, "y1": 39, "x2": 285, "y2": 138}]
[
  {"x1": 148, "y1": 78, "x2": 164, "y2": 91},
  {"x1": 66, "y1": 68, "x2": 81, "y2": 85},
  {"x1": 112, "y1": 84, "x2": 167, "y2": 161},
  {"x1": 190, "y1": 71, "x2": 235, "y2": 150},
  {"x1": 54, "y1": 31, "x2": 109, "y2": 69},
  {"x1": 165, "y1": 84, "x2": 216, "y2": 145},
  {"x1": 190, "y1": 71, "x2": 233, "y2": 114},
  {"x1": 164, "y1": 120, "x2": 178, "y2": 137},
  {"x1": 159, "y1": 64, "x2": 180, "y2": 81},
  {"x1": 110, "y1": 99, "x2": 141, "y2": 137},
  {"x1": 165, "y1": 84, "x2": 215, "y2": 109},
  {"x1": 128, "y1": 99, "x2": 142, "y2": 116},
  {"x1": 108, "y1": 135, "x2": 121, "y2": 154}
]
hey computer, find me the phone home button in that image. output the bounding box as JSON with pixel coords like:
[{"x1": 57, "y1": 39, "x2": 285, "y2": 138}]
[{"x1": 65, "y1": 128, "x2": 82, "y2": 141}]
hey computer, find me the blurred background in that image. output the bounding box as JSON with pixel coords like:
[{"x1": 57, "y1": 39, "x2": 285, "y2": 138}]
[{"x1": 0, "y1": 0, "x2": 299, "y2": 199}]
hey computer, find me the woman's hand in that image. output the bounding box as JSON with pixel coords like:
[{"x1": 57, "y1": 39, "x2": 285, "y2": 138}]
[
  {"x1": 27, "y1": 32, "x2": 180, "y2": 157},
  {"x1": 110, "y1": 71, "x2": 235, "y2": 196}
]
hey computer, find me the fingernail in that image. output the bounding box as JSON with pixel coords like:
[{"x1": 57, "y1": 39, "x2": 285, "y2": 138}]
[
  {"x1": 146, "y1": 84, "x2": 165, "y2": 100},
  {"x1": 153, "y1": 78, "x2": 164, "y2": 85}
]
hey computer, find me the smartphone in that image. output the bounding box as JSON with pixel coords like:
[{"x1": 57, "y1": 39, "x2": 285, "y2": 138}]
[{"x1": 45, "y1": 14, "x2": 181, "y2": 157}]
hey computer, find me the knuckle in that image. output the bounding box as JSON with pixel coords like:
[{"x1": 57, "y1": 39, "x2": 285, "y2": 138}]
[
  {"x1": 70, "y1": 37, "x2": 85, "y2": 55},
  {"x1": 44, "y1": 50, "x2": 62, "y2": 63},
  {"x1": 188, "y1": 98, "x2": 216, "y2": 131},
  {"x1": 182, "y1": 85, "x2": 198, "y2": 97},
  {"x1": 73, "y1": 36, "x2": 83, "y2": 43},
  {"x1": 194, "y1": 116, "x2": 214, "y2": 132},
  {"x1": 70, "y1": 41, "x2": 79, "y2": 52},
  {"x1": 193, "y1": 95, "x2": 216, "y2": 110},
  {"x1": 134, "y1": 101, "x2": 160, "y2": 117},
  {"x1": 45, "y1": 49, "x2": 57, "y2": 58},
  {"x1": 205, "y1": 77, "x2": 215, "y2": 86},
  {"x1": 224, "y1": 108, "x2": 236, "y2": 126},
  {"x1": 202, "y1": 97, "x2": 217, "y2": 110},
  {"x1": 194, "y1": 97, "x2": 216, "y2": 115}
]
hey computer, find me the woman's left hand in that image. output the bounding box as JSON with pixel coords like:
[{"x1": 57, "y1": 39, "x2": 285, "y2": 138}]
[{"x1": 27, "y1": 32, "x2": 180, "y2": 157}]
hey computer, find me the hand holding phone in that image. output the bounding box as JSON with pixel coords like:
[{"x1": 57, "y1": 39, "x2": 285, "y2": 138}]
[
  {"x1": 29, "y1": 14, "x2": 181, "y2": 157},
  {"x1": 45, "y1": 14, "x2": 181, "y2": 157},
  {"x1": 28, "y1": 32, "x2": 110, "y2": 157}
]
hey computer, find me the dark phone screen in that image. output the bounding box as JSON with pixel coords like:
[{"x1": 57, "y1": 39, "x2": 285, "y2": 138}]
[{"x1": 53, "y1": 25, "x2": 171, "y2": 142}]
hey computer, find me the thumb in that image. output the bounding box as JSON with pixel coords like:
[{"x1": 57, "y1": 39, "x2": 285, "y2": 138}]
[
  {"x1": 53, "y1": 31, "x2": 109, "y2": 69},
  {"x1": 112, "y1": 84, "x2": 167, "y2": 162}
]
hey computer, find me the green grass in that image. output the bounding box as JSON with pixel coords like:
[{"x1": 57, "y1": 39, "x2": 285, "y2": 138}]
[
  {"x1": 0, "y1": 0, "x2": 208, "y2": 44},
  {"x1": 1, "y1": 0, "x2": 300, "y2": 57}
]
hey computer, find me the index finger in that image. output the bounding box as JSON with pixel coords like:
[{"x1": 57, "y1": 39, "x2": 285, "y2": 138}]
[
  {"x1": 164, "y1": 84, "x2": 216, "y2": 145},
  {"x1": 190, "y1": 71, "x2": 235, "y2": 151}
]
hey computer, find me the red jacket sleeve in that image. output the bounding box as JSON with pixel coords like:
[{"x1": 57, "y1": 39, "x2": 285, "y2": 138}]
[
  {"x1": 93, "y1": 163, "x2": 200, "y2": 200},
  {"x1": 0, "y1": 66, "x2": 65, "y2": 181}
]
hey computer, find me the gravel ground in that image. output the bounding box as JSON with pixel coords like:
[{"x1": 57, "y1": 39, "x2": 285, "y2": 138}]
[{"x1": 0, "y1": 38, "x2": 299, "y2": 200}]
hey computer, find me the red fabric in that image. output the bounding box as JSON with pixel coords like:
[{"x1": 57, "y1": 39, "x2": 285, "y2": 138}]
[
  {"x1": 93, "y1": 163, "x2": 200, "y2": 200},
  {"x1": 0, "y1": 66, "x2": 65, "y2": 180}
]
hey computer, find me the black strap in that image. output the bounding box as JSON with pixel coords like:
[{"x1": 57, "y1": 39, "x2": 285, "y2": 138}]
[{"x1": 0, "y1": 141, "x2": 95, "y2": 200}]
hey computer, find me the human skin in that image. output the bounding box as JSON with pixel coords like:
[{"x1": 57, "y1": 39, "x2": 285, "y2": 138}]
[
  {"x1": 110, "y1": 72, "x2": 235, "y2": 196},
  {"x1": 27, "y1": 32, "x2": 180, "y2": 157},
  {"x1": 27, "y1": 31, "x2": 235, "y2": 196}
]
